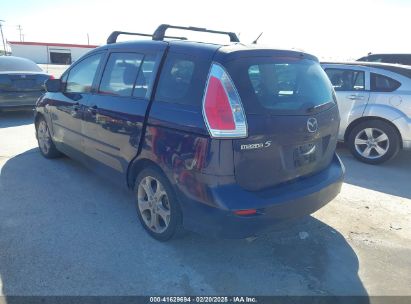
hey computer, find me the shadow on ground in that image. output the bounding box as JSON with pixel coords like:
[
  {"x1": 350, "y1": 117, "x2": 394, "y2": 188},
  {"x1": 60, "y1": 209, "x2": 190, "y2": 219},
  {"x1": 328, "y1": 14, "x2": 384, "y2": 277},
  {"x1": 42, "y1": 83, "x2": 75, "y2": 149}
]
[
  {"x1": 0, "y1": 110, "x2": 34, "y2": 128},
  {"x1": 0, "y1": 149, "x2": 368, "y2": 298},
  {"x1": 337, "y1": 144, "x2": 411, "y2": 200}
]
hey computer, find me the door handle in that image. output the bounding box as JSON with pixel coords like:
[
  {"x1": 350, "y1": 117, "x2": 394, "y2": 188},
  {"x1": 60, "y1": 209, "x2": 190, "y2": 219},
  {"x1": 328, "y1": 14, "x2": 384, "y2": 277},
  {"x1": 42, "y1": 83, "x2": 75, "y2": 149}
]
[
  {"x1": 87, "y1": 105, "x2": 98, "y2": 115},
  {"x1": 348, "y1": 95, "x2": 364, "y2": 100}
]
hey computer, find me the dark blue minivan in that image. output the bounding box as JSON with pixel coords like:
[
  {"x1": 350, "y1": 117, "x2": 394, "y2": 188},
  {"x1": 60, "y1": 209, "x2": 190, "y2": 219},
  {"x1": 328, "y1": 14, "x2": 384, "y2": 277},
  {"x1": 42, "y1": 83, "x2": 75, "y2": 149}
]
[{"x1": 35, "y1": 25, "x2": 344, "y2": 241}]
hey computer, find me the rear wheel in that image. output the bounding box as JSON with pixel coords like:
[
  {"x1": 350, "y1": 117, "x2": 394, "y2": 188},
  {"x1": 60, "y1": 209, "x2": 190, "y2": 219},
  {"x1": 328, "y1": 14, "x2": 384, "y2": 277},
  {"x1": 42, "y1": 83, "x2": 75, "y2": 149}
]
[
  {"x1": 134, "y1": 166, "x2": 185, "y2": 241},
  {"x1": 347, "y1": 120, "x2": 400, "y2": 164},
  {"x1": 36, "y1": 116, "x2": 61, "y2": 158}
]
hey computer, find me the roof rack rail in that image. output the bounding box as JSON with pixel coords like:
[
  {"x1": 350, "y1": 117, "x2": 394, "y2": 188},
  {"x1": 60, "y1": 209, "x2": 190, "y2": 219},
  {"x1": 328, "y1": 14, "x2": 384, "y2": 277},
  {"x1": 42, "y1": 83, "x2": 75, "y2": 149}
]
[
  {"x1": 107, "y1": 31, "x2": 187, "y2": 44},
  {"x1": 152, "y1": 24, "x2": 240, "y2": 43}
]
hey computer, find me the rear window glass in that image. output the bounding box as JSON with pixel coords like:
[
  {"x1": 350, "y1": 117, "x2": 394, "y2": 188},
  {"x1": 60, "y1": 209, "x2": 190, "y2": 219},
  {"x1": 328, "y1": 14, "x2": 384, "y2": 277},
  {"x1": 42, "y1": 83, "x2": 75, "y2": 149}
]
[
  {"x1": 367, "y1": 55, "x2": 384, "y2": 62},
  {"x1": 226, "y1": 58, "x2": 335, "y2": 115},
  {"x1": 365, "y1": 55, "x2": 411, "y2": 65},
  {"x1": 0, "y1": 56, "x2": 42, "y2": 72}
]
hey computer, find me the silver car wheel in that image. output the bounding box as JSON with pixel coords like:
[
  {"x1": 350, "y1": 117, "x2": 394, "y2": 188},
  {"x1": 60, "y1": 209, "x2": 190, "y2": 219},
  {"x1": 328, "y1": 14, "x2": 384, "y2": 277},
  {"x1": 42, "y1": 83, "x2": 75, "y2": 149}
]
[
  {"x1": 354, "y1": 127, "x2": 389, "y2": 159},
  {"x1": 137, "y1": 176, "x2": 171, "y2": 234},
  {"x1": 37, "y1": 120, "x2": 51, "y2": 155}
]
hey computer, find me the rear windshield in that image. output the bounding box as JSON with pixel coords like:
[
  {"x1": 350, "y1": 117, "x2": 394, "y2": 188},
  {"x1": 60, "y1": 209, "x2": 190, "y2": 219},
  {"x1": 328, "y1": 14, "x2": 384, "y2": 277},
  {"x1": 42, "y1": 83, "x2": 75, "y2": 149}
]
[
  {"x1": 0, "y1": 57, "x2": 42, "y2": 72},
  {"x1": 225, "y1": 57, "x2": 335, "y2": 115}
]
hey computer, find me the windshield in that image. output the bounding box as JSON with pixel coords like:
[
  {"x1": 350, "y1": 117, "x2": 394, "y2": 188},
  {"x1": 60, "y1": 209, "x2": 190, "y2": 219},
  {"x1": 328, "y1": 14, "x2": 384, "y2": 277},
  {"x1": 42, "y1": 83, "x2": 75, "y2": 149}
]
[
  {"x1": 226, "y1": 57, "x2": 335, "y2": 115},
  {"x1": 0, "y1": 56, "x2": 43, "y2": 72}
]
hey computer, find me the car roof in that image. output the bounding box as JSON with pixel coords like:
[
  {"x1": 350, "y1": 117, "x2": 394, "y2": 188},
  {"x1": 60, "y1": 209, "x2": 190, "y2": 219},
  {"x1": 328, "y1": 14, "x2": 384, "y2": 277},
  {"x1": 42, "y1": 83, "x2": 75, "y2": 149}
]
[
  {"x1": 0, "y1": 55, "x2": 38, "y2": 64},
  {"x1": 0, "y1": 55, "x2": 44, "y2": 73},
  {"x1": 363, "y1": 53, "x2": 411, "y2": 56},
  {"x1": 215, "y1": 44, "x2": 318, "y2": 61},
  {"x1": 96, "y1": 39, "x2": 318, "y2": 62},
  {"x1": 321, "y1": 61, "x2": 411, "y2": 79}
]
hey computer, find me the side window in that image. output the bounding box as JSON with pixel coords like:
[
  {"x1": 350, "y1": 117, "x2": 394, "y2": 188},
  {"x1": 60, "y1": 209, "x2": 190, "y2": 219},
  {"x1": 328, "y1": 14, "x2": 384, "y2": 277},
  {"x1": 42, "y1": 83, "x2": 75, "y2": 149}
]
[
  {"x1": 99, "y1": 52, "x2": 143, "y2": 97},
  {"x1": 325, "y1": 69, "x2": 365, "y2": 91},
  {"x1": 155, "y1": 53, "x2": 199, "y2": 105},
  {"x1": 367, "y1": 55, "x2": 383, "y2": 62},
  {"x1": 66, "y1": 53, "x2": 103, "y2": 93},
  {"x1": 370, "y1": 73, "x2": 401, "y2": 92},
  {"x1": 402, "y1": 56, "x2": 411, "y2": 65},
  {"x1": 133, "y1": 53, "x2": 158, "y2": 99}
]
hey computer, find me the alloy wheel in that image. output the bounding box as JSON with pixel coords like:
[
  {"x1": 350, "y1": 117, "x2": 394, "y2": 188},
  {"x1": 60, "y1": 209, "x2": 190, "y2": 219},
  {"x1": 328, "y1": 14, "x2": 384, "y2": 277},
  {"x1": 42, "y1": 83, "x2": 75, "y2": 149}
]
[
  {"x1": 354, "y1": 127, "x2": 389, "y2": 159},
  {"x1": 137, "y1": 176, "x2": 171, "y2": 234},
  {"x1": 37, "y1": 120, "x2": 51, "y2": 155}
]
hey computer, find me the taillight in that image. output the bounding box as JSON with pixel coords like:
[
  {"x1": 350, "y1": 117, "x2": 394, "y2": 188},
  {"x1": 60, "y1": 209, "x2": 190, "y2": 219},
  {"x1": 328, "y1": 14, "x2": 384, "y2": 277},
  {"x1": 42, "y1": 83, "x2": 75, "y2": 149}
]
[
  {"x1": 202, "y1": 63, "x2": 247, "y2": 138},
  {"x1": 234, "y1": 209, "x2": 257, "y2": 216}
]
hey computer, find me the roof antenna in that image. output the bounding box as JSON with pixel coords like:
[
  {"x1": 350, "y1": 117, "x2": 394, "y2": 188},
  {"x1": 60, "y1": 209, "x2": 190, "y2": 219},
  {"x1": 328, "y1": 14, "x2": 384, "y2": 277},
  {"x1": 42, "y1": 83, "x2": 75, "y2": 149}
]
[{"x1": 252, "y1": 32, "x2": 263, "y2": 44}]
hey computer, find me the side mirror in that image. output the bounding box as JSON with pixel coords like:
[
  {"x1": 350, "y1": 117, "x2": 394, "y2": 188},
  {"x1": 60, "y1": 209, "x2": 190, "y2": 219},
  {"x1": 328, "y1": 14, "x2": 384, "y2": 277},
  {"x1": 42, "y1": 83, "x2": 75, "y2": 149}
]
[{"x1": 45, "y1": 78, "x2": 62, "y2": 93}]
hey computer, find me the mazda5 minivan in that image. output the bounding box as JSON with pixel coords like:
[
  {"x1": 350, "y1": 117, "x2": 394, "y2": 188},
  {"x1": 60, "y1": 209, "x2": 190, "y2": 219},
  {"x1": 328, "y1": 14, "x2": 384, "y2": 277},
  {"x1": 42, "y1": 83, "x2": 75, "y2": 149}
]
[{"x1": 35, "y1": 25, "x2": 344, "y2": 241}]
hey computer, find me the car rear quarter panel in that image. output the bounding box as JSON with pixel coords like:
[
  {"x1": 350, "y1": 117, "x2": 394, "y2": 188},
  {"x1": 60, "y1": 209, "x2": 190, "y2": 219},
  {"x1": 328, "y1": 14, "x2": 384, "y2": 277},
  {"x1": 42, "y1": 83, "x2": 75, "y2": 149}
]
[
  {"x1": 135, "y1": 110, "x2": 235, "y2": 210},
  {"x1": 363, "y1": 68, "x2": 411, "y2": 145}
]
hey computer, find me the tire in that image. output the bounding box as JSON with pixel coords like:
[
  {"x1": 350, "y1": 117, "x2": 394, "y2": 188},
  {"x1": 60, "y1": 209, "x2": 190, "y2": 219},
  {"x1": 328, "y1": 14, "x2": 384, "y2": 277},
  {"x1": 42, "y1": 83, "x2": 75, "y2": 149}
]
[
  {"x1": 347, "y1": 119, "x2": 400, "y2": 164},
  {"x1": 35, "y1": 116, "x2": 62, "y2": 159},
  {"x1": 134, "y1": 166, "x2": 185, "y2": 241}
]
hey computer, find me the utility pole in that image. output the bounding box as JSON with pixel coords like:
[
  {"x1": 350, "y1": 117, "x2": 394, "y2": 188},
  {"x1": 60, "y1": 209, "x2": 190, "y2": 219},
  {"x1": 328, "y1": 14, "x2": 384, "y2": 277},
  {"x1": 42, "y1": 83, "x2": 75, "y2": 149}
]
[
  {"x1": 87, "y1": 33, "x2": 90, "y2": 45},
  {"x1": 17, "y1": 24, "x2": 23, "y2": 42},
  {"x1": 0, "y1": 20, "x2": 6, "y2": 55}
]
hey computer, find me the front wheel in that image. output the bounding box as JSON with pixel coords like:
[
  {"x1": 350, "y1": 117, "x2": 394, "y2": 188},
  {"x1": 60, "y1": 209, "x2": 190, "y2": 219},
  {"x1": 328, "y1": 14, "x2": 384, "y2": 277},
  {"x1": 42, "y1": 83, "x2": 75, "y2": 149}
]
[
  {"x1": 134, "y1": 166, "x2": 185, "y2": 241},
  {"x1": 347, "y1": 120, "x2": 400, "y2": 164},
  {"x1": 36, "y1": 116, "x2": 61, "y2": 158}
]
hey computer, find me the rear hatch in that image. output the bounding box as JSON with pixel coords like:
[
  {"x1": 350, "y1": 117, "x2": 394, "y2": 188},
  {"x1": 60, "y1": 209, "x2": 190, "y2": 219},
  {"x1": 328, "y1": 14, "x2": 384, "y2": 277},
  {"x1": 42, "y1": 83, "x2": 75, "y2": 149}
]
[
  {"x1": 224, "y1": 55, "x2": 339, "y2": 191},
  {"x1": 0, "y1": 72, "x2": 49, "y2": 92}
]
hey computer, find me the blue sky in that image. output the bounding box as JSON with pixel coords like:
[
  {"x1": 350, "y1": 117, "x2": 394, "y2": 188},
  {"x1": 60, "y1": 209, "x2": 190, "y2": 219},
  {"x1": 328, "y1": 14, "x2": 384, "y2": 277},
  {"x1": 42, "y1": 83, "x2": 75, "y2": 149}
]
[{"x1": 1, "y1": 0, "x2": 410, "y2": 60}]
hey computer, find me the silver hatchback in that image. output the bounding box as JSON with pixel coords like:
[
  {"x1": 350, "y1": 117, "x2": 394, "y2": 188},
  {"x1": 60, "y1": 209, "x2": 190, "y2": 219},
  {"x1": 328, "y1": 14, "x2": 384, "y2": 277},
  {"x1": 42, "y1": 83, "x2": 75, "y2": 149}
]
[{"x1": 322, "y1": 62, "x2": 411, "y2": 164}]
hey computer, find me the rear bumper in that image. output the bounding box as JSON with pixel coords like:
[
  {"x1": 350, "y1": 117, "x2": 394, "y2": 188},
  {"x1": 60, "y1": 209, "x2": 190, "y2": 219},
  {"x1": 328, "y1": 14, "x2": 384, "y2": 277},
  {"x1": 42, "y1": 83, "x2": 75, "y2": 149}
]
[
  {"x1": 0, "y1": 91, "x2": 43, "y2": 108},
  {"x1": 179, "y1": 154, "x2": 344, "y2": 238},
  {"x1": 403, "y1": 141, "x2": 411, "y2": 150},
  {"x1": 392, "y1": 116, "x2": 411, "y2": 150}
]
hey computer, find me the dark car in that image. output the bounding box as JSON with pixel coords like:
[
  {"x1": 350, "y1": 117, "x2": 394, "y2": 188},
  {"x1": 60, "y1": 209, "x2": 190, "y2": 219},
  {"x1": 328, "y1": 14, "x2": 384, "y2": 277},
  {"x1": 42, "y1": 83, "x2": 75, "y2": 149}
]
[
  {"x1": 34, "y1": 24, "x2": 344, "y2": 241},
  {"x1": 0, "y1": 56, "x2": 52, "y2": 110},
  {"x1": 357, "y1": 53, "x2": 411, "y2": 66}
]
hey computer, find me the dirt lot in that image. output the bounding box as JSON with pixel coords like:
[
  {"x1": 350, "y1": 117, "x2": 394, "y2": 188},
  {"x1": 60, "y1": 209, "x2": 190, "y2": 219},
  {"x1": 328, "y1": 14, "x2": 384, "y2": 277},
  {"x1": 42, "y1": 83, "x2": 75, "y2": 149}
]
[{"x1": 0, "y1": 110, "x2": 410, "y2": 297}]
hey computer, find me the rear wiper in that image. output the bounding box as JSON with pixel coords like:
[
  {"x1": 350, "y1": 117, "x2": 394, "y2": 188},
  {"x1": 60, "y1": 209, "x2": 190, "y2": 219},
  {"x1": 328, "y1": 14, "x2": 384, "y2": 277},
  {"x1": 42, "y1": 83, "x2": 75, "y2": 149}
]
[{"x1": 306, "y1": 101, "x2": 334, "y2": 113}]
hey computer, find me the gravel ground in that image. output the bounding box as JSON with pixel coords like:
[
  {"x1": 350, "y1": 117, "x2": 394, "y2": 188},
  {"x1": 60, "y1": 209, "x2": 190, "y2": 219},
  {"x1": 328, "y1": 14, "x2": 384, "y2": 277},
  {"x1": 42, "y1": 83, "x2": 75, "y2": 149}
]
[{"x1": 0, "y1": 110, "x2": 410, "y2": 297}]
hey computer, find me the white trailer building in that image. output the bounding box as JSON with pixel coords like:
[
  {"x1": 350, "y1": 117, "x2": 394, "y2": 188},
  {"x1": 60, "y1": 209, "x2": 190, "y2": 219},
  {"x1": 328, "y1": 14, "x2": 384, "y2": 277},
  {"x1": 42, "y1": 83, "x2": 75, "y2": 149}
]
[{"x1": 7, "y1": 41, "x2": 98, "y2": 64}]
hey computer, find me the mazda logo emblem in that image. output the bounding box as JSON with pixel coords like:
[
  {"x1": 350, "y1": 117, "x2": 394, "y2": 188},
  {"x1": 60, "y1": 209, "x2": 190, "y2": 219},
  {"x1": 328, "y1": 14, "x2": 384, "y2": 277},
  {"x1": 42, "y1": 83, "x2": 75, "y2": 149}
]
[{"x1": 307, "y1": 118, "x2": 318, "y2": 133}]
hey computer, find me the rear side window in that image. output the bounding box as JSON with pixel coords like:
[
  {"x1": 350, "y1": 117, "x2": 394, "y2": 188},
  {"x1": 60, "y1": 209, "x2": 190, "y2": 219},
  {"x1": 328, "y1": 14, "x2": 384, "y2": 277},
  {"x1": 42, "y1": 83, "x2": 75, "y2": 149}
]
[
  {"x1": 371, "y1": 73, "x2": 401, "y2": 92},
  {"x1": 66, "y1": 53, "x2": 103, "y2": 93},
  {"x1": 397, "y1": 55, "x2": 411, "y2": 65},
  {"x1": 99, "y1": 52, "x2": 143, "y2": 97},
  {"x1": 367, "y1": 55, "x2": 384, "y2": 62},
  {"x1": 226, "y1": 58, "x2": 335, "y2": 115},
  {"x1": 155, "y1": 53, "x2": 208, "y2": 106},
  {"x1": 325, "y1": 69, "x2": 365, "y2": 91}
]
